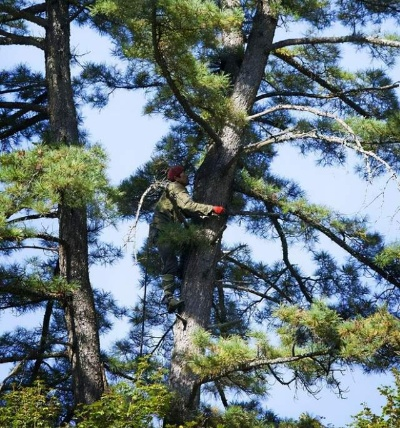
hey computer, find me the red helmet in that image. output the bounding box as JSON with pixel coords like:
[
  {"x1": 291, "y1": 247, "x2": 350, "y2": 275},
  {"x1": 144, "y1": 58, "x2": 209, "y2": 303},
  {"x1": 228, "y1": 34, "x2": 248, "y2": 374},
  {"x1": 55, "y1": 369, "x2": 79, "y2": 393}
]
[{"x1": 167, "y1": 165, "x2": 184, "y2": 181}]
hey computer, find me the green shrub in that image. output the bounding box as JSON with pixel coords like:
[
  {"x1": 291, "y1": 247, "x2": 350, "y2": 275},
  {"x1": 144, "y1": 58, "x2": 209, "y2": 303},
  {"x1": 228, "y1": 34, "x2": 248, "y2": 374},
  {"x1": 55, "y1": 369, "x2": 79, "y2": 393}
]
[{"x1": 0, "y1": 381, "x2": 61, "y2": 428}]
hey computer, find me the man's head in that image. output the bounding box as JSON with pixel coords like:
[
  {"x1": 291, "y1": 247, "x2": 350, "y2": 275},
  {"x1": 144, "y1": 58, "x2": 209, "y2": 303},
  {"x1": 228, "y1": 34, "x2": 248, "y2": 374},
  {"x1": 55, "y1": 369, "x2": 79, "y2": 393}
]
[
  {"x1": 167, "y1": 165, "x2": 184, "y2": 181},
  {"x1": 167, "y1": 165, "x2": 189, "y2": 186}
]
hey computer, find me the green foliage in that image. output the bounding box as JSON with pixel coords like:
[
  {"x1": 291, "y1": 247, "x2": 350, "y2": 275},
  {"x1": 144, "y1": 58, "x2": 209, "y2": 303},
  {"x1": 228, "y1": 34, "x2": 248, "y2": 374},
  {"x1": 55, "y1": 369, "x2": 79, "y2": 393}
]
[
  {"x1": 157, "y1": 222, "x2": 211, "y2": 249},
  {"x1": 220, "y1": 405, "x2": 267, "y2": 428},
  {"x1": 0, "y1": 144, "x2": 113, "y2": 216},
  {"x1": 275, "y1": 301, "x2": 400, "y2": 372},
  {"x1": 292, "y1": 413, "x2": 326, "y2": 428},
  {"x1": 375, "y1": 242, "x2": 400, "y2": 267},
  {"x1": 275, "y1": 300, "x2": 342, "y2": 351},
  {"x1": 4, "y1": 0, "x2": 400, "y2": 424},
  {"x1": 166, "y1": 407, "x2": 326, "y2": 427},
  {"x1": 187, "y1": 329, "x2": 276, "y2": 395},
  {"x1": 350, "y1": 369, "x2": 400, "y2": 428},
  {"x1": 91, "y1": 0, "x2": 244, "y2": 127},
  {"x1": 189, "y1": 329, "x2": 256, "y2": 376},
  {"x1": 339, "y1": 308, "x2": 400, "y2": 367},
  {"x1": 241, "y1": 169, "x2": 280, "y2": 200},
  {"x1": 346, "y1": 114, "x2": 400, "y2": 144},
  {"x1": 93, "y1": 0, "x2": 242, "y2": 55},
  {"x1": 272, "y1": 0, "x2": 330, "y2": 21},
  {"x1": 165, "y1": 405, "x2": 268, "y2": 428},
  {"x1": 76, "y1": 359, "x2": 172, "y2": 427},
  {"x1": 0, "y1": 381, "x2": 61, "y2": 427},
  {"x1": 0, "y1": 257, "x2": 78, "y2": 295}
]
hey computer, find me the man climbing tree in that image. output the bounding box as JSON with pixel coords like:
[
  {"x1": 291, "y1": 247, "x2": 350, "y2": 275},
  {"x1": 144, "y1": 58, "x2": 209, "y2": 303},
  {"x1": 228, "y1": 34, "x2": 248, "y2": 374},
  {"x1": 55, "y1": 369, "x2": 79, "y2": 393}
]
[{"x1": 149, "y1": 165, "x2": 225, "y2": 313}]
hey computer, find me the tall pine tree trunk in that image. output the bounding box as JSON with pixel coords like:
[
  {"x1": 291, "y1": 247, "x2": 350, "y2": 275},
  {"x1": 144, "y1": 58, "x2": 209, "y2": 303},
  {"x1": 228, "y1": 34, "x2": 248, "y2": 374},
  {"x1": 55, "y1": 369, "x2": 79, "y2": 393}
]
[
  {"x1": 45, "y1": 0, "x2": 105, "y2": 406},
  {"x1": 167, "y1": 1, "x2": 278, "y2": 424}
]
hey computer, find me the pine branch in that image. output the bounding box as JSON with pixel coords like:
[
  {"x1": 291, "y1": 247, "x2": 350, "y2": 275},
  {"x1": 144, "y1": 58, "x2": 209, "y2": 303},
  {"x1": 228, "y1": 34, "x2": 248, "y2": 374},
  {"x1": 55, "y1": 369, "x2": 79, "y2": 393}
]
[
  {"x1": 7, "y1": 211, "x2": 58, "y2": 224},
  {"x1": 235, "y1": 179, "x2": 400, "y2": 289},
  {"x1": 220, "y1": 255, "x2": 293, "y2": 303},
  {"x1": 220, "y1": 282, "x2": 281, "y2": 304},
  {"x1": 0, "y1": 298, "x2": 49, "y2": 310},
  {"x1": 227, "y1": 209, "x2": 279, "y2": 217},
  {"x1": 1, "y1": 233, "x2": 61, "y2": 245},
  {"x1": 268, "y1": 364, "x2": 295, "y2": 386},
  {"x1": 0, "y1": 284, "x2": 64, "y2": 302},
  {"x1": 0, "y1": 101, "x2": 47, "y2": 113},
  {"x1": 0, "y1": 351, "x2": 67, "y2": 365},
  {"x1": 0, "y1": 245, "x2": 57, "y2": 252},
  {"x1": 271, "y1": 34, "x2": 400, "y2": 51},
  {"x1": 196, "y1": 350, "x2": 331, "y2": 387},
  {"x1": 245, "y1": 104, "x2": 400, "y2": 188},
  {"x1": 268, "y1": 207, "x2": 313, "y2": 303},
  {"x1": 103, "y1": 362, "x2": 136, "y2": 382},
  {"x1": 273, "y1": 50, "x2": 371, "y2": 117},
  {"x1": 0, "y1": 83, "x2": 45, "y2": 96},
  {"x1": 150, "y1": 4, "x2": 223, "y2": 146},
  {"x1": 0, "y1": 28, "x2": 44, "y2": 49},
  {"x1": 0, "y1": 112, "x2": 48, "y2": 140},
  {"x1": 215, "y1": 381, "x2": 229, "y2": 408},
  {"x1": 291, "y1": 207, "x2": 400, "y2": 288},
  {"x1": 0, "y1": 4, "x2": 47, "y2": 28},
  {"x1": 255, "y1": 82, "x2": 400, "y2": 102}
]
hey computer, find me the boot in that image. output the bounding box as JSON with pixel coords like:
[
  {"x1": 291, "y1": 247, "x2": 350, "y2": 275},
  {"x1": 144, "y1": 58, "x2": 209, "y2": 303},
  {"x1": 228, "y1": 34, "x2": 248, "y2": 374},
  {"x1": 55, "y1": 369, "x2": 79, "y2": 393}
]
[
  {"x1": 166, "y1": 296, "x2": 184, "y2": 314},
  {"x1": 161, "y1": 274, "x2": 184, "y2": 313},
  {"x1": 162, "y1": 291, "x2": 184, "y2": 313}
]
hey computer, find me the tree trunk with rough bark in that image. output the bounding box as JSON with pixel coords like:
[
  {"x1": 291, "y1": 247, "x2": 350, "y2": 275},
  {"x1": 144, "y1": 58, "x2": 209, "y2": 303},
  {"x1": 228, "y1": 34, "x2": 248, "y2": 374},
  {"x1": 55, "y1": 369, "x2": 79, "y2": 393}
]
[
  {"x1": 45, "y1": 0, "x2": 105, "y2": 406},
  {"x1": 166, "y1": 1, "x2": 278, "y2": 424}
]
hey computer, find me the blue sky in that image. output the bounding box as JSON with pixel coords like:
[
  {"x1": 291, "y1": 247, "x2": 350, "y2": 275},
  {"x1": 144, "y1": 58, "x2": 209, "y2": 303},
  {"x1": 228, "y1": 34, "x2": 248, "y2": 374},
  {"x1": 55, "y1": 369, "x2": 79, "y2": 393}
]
[{"x1": 2, "y1": 16, "x2": 400, "y2": 427}]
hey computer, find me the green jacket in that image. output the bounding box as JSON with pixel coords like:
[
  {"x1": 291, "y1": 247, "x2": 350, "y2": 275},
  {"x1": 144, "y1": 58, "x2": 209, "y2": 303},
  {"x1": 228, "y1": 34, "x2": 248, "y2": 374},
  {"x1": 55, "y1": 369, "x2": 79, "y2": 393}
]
[{"x1": 151, "y1": 182, "x2": 213, "y2": 231}]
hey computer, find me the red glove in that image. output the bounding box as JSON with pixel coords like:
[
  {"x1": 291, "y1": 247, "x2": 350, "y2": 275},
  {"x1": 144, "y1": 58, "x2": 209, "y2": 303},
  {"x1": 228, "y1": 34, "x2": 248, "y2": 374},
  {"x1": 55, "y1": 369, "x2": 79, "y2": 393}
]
[{"x1": 212, "y1": 206, "x2": 225, "y2": 215}]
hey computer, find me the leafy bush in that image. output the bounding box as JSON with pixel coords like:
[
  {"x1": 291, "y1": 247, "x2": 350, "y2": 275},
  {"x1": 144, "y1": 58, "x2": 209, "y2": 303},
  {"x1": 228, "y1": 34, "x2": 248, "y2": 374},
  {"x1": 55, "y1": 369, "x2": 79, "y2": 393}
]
[
  {"x1": 76, "y1": 360, "x2": 172, "y2": 427},
  {"x1": 0, "y1": 381, "x2": 61, "y2": 427}
]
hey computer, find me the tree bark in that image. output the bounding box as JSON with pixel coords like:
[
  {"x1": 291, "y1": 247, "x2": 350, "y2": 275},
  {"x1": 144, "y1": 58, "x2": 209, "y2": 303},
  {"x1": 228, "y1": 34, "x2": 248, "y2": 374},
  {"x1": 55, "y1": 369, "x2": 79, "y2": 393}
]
[
  {"x1": 45, "y1": 0, "x2": 105, "y2": 406},
  {"x1": 167, "y1": 1, "x2": 278, "y2": 424}
]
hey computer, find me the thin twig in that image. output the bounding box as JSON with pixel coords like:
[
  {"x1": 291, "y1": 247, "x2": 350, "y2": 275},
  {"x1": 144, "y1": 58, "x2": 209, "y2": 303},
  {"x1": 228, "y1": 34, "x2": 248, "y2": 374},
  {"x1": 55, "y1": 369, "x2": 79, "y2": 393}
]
[{"x1": 123, "y1": 180, "x2": 166, "y2": 263}]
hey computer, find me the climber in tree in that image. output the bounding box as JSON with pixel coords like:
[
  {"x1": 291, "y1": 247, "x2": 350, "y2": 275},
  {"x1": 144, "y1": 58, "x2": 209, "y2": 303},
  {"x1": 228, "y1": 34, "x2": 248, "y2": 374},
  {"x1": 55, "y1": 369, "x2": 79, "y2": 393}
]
[{"x1": 149, "y1": 165, "x2": 225, "y2": 313}]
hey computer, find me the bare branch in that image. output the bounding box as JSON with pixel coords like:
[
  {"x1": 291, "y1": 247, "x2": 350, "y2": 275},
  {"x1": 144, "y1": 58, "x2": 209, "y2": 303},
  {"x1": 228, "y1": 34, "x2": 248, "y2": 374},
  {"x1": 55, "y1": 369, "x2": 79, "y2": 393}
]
[
  {"x1": 271, "y1": 34, "x2": 400, "y2": 51},
  {"x1": 0, "y1": 101, "x2": 47, "y2": 113},
  {"x1": 0, "y1": 28, "x2": 44, "y2": 49},
  {"x1": 256, "y1": 82, "x2": 400, "y2": 102},
  {"x1": 221, "y1": 282, "x2": 281, "y2": 304},
  {"x1": 0, "y1": 360, "x2": 24, "y2": 393},
  {"x1": 7, "y1": 211, "x2": 58, "y2": 224},
  {"x1": 222, "y1": 255, "x2": 293, "y2": 303},
  {"x1": 246, "y1": 104, "x2": 400, "y2": 188},
  {"x1": 0, "y1": 4, "x2": 47, "y2": 28},
  {"x1": 0, "y1": 351, "x2": 67, "y2": 365},
  {"x1": 30, "y1": 301, "x2": 54, "y2": 382},
  {"x1": 273, "y1": 50, "x2": 371, "y2": 117},
  {"x1": 124, "y1": 180, "x2": 166, "y2": 262}
]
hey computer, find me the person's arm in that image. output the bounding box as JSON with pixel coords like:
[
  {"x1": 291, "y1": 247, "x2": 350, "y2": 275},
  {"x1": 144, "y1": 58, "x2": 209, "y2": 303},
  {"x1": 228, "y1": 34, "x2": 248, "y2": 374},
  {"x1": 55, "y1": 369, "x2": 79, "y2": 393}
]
[{"x1": 169, "y1": 183, "x2": 225, "y2": 218}]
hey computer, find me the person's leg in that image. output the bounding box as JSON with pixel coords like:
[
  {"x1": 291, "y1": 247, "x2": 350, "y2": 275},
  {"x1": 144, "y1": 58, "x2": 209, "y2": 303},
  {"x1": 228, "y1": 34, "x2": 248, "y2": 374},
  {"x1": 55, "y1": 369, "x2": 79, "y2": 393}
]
[{"x1": 158, "y1": 242, "x2": 184, "y2": 313}]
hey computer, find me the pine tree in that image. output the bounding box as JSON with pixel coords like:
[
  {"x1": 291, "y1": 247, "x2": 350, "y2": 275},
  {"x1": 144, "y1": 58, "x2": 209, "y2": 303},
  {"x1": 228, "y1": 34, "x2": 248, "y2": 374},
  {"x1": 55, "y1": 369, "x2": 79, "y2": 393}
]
[
  {"x1": 0, "y1": 1, "x2": 120, "y2": 422},
  {"x1": 88, "y1": 0, "x2": 400, "y2": 424}
]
